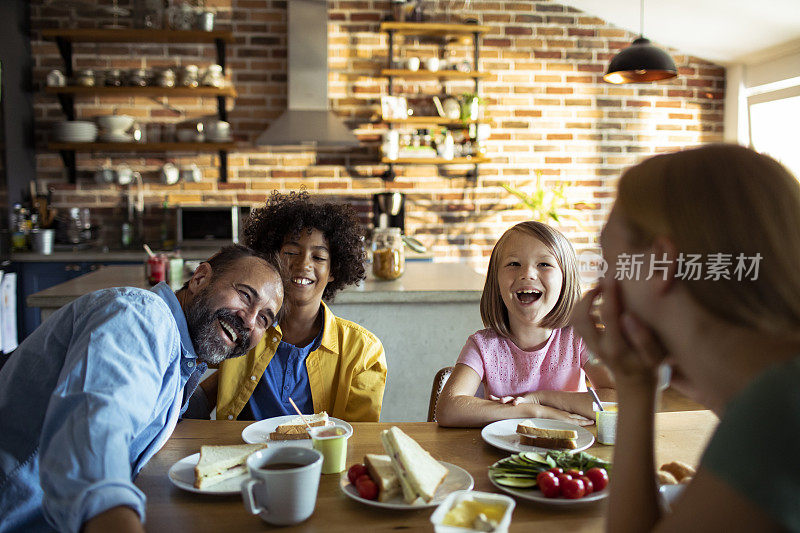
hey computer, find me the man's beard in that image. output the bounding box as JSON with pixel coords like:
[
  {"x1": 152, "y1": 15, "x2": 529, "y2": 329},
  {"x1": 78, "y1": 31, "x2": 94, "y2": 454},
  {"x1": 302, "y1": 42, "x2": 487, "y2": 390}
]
[{"x1": 185, "y1": 287, "x2": 251, "y2": 365}]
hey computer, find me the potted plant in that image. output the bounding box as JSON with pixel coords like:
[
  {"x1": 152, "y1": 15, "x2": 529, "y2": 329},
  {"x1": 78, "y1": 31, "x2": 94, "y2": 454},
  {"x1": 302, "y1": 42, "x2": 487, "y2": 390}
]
[{"x1": 502, "y1": 170, "x2": 594, "y2": 226}]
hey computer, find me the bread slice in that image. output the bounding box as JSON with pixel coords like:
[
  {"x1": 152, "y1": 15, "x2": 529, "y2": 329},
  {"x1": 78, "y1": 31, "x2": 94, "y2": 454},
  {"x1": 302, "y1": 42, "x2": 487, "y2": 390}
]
[
  {"x1": 194, "y1": 443, "x2": 267, "y2": 489},
  {"x1": 269, "y1": 411, "x2": 330, "y2": 440},
  {"x1": 516, "y1": 420, "x2": 578, "y2": 440},
  {"x1": 660, "y1": 461, "x2": 696, "y2": 483},
  {"x1": 519, "y1": 433, "x2": 577, "y2": 450},
  {"x1": 380, "y1": 426, "x2": 448, "y2": 504},
  {"x1": 268, "y1": 432, "x2": 312, "y2": 441},
  {"x1": 364, "y1": 454, "x2": 401, "y2": 502}
]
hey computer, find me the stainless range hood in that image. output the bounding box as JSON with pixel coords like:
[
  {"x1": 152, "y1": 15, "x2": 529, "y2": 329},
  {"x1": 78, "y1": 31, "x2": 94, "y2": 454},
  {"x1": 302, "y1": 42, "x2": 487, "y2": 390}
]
[{"x1": 255, "y1": 0, "x2": 359, "y2": 147}]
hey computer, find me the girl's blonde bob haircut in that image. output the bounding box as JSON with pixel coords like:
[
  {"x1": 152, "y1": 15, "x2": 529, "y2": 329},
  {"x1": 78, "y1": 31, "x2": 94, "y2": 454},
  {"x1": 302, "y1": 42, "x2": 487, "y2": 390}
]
[
  {"x1": 480, "y1": 221, "x2": 581, "y2": 337},
  {"x1": 617, "y1": 144, "x2": 800, "y2": 336}
]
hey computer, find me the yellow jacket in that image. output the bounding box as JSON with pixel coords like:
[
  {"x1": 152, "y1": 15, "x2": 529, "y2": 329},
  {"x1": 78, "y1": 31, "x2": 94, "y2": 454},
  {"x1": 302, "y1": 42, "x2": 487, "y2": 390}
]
[{"x1": 216, "y1": 303, "x2": 387, "y2": 422}]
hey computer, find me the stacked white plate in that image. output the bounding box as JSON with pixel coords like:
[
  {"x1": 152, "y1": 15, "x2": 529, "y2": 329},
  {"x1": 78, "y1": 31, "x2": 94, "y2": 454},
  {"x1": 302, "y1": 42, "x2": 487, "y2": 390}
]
[{"x1": 53, "y1": 121, "x2": 97, "y2": 142}]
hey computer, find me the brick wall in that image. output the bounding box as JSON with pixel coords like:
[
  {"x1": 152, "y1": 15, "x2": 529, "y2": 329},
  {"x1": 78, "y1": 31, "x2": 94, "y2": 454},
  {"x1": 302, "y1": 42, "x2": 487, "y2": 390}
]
[{"x1": 29, "y1": 0, "x2": 725, "y2": 268}]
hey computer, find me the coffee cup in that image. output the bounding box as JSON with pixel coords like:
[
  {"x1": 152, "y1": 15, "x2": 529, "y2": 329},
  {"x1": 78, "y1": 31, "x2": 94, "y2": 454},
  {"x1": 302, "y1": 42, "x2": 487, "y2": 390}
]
[
  {"x1": 306, "y1": 422, "x2": 353, "y2": 474},
  {"x1": 241, "y1": 447, "x2": 323, "y2": 526},
  {"x1": 426, "y1": 57, "x2": 440, "y2": 72},
  {"x1": 406, "y1": 57, "x2": 420, "y2": 71}
]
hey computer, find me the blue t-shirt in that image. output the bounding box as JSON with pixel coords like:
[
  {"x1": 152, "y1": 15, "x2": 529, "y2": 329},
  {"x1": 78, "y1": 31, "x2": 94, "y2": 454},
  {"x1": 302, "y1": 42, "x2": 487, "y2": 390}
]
[
  {"x1": 701, "y1": 355, "x2": 800, "y2": 531},
  {"x1": 248, "y1": 329, "x2": 322, "y2": 419},
  {"x1": 0, "y1": 282, "x2": 204, "y2": 533}
]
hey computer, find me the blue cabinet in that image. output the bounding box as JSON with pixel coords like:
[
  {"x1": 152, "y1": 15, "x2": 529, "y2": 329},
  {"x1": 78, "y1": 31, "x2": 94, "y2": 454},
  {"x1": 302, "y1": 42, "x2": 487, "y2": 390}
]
[{"x1": 11, "y1": 261, "x2": 138, "y2": 340}]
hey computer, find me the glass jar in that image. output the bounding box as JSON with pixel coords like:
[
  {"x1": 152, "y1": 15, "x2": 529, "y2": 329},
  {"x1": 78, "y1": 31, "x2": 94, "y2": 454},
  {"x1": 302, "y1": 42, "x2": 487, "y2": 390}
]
[
  {"x1": 372, "y1": 227, "x2": 405, "y2": 280},
  {"x1": 201, "y1": 64, "x2": 224, "y2": 87},
  {"x1": 128, "y1": 68, "x2": 149, "y2": 87},
  {"x1": 75, "y1": 69, "x2": 96, "y2": 87},
  {"x1": 156, "y1": 68, "x2": 176, "y2": 88},
  {"x1": 179, "y1": 65, "x2": 199, "y2": 88},
  {"x1": 104, "y1": 69, "x2": 123, "y2": 87}
]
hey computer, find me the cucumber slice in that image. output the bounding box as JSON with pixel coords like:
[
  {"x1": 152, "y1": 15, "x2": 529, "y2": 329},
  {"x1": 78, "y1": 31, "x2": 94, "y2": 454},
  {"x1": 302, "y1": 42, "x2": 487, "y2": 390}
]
[{"x1": 492, "y1": 475, "x2": 538, "y2": 488}]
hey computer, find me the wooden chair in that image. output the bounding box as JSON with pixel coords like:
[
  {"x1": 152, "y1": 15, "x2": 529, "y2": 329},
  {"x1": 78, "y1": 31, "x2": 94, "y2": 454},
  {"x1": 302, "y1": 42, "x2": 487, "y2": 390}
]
[{"x1": 427, "y1": 366, "x2": 454, "y2": 422}]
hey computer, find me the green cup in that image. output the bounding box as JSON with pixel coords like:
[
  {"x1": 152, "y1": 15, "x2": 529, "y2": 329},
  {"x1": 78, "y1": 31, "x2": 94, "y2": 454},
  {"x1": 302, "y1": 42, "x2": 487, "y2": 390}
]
[{"x1": 307, "y1": 423, "x2": 353, "y2": 474}]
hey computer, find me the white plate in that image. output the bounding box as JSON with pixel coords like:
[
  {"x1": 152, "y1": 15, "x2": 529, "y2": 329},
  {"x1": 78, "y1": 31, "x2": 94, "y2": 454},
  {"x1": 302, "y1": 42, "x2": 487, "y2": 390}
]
[
  {"x1": 241, "y1": 415, "x2": 353, "y2": 446},
  {"x1": 167, "y1": 453, "x2": 247, "y2": 495},
  {"x1": 340, "y1": 461, "x2": 474, "y2": 509},
  {"x1": 488, "y1": 471, "x2": 608, "y2": 506},
  {"x1": 481, "y1": 418, "x2": 594, "y2": 454}
]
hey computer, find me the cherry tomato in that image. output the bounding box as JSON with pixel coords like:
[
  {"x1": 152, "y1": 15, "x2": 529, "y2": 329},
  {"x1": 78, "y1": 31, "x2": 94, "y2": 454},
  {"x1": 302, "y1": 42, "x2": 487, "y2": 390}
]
[
  {"x1": 355, "y1": 475, "x2": 378, "y2": 500},
  {"x1": 537, "y1": 471, "x2": 561, "y2": 498},
  {"x1": 548, "y1": 467, "x2": 564, "y2": 475},
  {"x1": 579, "y1": 475, "x2": 594, "y2": 495},
  {"x1": 565, "y1": 469, "x2": 583, "y2": 478},
  {"x1": 586, "y1": 467, "x2": 609, "y2": 492},
  {"x1": 556, "y1": 473, "x2": 572, "y2": 486},
  {"x1": 347, "y1": 463, "x2": 369, "y2": 484},
  {"x1": 561, "y1": 477, "x2": 586, "y2": 499}
]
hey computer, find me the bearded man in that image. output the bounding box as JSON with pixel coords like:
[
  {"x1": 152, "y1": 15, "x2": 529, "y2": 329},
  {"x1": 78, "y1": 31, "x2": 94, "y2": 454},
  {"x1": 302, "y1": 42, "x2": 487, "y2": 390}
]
[{"x1": 0, "y1": 245, "x2": 284, "y2": 533}]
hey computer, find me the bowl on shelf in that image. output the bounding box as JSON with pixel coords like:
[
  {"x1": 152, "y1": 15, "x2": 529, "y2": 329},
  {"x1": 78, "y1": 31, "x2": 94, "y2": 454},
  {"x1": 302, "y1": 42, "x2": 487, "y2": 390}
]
[
  {"x1": 96, "y1": 115, "x2": 134, "y2": 134},
  {"x1": 53, "y1": 121, "x2": 98, "y2": 142}
]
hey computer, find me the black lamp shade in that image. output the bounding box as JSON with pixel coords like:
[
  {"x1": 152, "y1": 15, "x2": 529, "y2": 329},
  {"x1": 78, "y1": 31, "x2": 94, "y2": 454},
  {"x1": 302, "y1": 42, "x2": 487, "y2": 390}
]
[{"x1": 604, "y1": 37, "x2": 677, "y2": 84}]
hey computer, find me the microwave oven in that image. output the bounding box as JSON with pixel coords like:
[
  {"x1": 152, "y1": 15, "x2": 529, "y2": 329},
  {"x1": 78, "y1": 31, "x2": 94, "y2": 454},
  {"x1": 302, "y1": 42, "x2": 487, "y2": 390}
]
[{"x1": 176, "y1": 206, "x2": 247, "y2": 248}]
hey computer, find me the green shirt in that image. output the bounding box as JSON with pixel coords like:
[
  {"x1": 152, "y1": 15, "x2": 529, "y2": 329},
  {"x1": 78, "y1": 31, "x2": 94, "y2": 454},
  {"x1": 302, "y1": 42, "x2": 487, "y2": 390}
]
[{"x1": 701, "y1": 355, "x2": 800, "y2": 531}]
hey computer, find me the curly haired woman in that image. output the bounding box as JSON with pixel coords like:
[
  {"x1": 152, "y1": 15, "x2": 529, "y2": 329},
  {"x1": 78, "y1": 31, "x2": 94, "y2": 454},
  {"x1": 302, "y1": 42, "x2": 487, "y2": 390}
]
[{"x1": 192, "y1": 191, "x2": 387, "y2": 422}]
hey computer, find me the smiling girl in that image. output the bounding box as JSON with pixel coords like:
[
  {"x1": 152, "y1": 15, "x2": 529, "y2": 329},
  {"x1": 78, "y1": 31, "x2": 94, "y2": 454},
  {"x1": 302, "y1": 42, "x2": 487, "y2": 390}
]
[
  {"x1": 436, "y1": 221, "x2": 614, "y2": 427},
  {"x1": 194, "y1": 191, "x2": 387, "y2": 422}
]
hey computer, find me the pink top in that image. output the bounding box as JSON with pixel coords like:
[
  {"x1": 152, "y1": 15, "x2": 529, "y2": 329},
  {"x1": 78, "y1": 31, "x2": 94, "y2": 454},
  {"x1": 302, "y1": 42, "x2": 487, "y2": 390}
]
[{"x1": 456, "y1": 326, "x2": 588, "y2": 398}]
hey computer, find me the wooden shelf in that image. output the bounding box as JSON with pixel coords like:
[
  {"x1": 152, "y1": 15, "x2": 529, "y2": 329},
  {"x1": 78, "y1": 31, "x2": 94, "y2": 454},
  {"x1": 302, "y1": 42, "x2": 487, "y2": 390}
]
[
  {"x1": 379, "y1": 22, "x2": 492, "y2": 37},
  {"x1": 48, "y1": 142, "x2": 235, "y2": 152},
  {"x1": 41, "y1": 28, "x2": 234, "y2": 44},
  {"x1": 45, "y1": 86, "x2": 237, "y2": 97},
  {"x1": 381, "y1": 156, "x2": 489, "y2": 164},
  {"x1": 381, "y1": 69, "x2": 489, "y2": 79},
  {"x1": 384, "y1": 117, "x2": 485, "y2": 126}
]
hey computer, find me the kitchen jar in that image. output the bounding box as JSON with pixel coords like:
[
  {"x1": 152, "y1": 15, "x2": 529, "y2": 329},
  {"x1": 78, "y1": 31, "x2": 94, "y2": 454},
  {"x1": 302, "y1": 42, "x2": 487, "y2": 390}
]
[
  {"x1": 372, "y1": 227, "x2": 404, "y2": 281},
  {"x1": 156, "y1": 68, "x2": 176, "y2": 88},
  {"x1": 128, "y1": 69, "x2": 149, "y2": 87},
  {"x1": 104, "y1": 69, "x2": 124, "y2": 87},
  {"x1": 75, "y1": 69, "x2": 96, "y2": 87},
  {"x1": 201, "y1": 64, "x2": 224, "y2": 87},
  {"x1": 179, "y1": 65, "x2": 199, "y2": 88}
]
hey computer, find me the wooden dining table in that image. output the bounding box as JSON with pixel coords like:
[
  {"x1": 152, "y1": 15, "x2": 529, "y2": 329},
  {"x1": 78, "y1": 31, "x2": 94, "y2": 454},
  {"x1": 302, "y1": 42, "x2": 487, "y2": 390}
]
[{"x1": 134, "y1": 410, "x2": 718, "y2": 532}]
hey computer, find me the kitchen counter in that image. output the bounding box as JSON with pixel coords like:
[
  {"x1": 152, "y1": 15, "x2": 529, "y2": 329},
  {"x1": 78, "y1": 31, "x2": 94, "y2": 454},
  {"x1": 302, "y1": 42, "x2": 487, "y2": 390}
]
[
  {"x1": 12, "y1": 248, "x2": 221, "y2": 262},
  {"x1": 27, "y1": 262, "x2": 486, "y2": 422}
]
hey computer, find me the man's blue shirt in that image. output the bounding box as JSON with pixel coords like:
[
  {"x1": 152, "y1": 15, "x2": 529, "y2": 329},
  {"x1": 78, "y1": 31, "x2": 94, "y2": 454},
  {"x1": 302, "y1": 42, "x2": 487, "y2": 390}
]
[{"x1": 0, "y1": 282, "x2": 205, "y2": 533}]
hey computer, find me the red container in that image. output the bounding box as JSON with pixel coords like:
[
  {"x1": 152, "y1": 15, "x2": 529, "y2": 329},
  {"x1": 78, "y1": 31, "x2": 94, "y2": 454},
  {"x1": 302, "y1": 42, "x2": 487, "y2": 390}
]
[{"x1": 147, "y1": 254, "x2": 168, "y2": 285}]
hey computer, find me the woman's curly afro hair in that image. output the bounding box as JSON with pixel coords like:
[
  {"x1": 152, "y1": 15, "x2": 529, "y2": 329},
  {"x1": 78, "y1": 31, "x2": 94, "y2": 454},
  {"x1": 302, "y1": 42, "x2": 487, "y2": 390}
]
[{"x1": 243, "y1": 190, "x2": 366, "y2": 302}]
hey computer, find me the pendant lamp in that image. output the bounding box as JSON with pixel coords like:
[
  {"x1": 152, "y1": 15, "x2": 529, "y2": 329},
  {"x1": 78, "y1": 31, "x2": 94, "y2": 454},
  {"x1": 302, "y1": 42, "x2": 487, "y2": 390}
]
[{"x1": 603, "y1": 0, "x2": 677, "y2": 84}]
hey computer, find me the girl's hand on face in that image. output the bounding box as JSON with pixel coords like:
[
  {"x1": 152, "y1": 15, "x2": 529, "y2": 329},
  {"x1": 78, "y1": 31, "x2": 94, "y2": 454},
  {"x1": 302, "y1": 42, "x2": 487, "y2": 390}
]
[{"x1": 573, "y1": 279, "x2": 666, "y2": 392}]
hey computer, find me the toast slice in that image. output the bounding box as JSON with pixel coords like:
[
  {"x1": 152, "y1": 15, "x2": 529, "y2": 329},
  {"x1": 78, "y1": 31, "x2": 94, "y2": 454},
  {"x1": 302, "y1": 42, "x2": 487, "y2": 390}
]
[
  {"x1": 516, "y1": 420, "x2": 578, "y2": 440},
  {"x1": 518, "y1": 433, "x2": 578, "y2": 450},
  {"x1": 194, "y1": 443, "x2": 267, "y2": 489},
  {"x1": 269, "y1": 411, "x2": 330, "y2": 440},
  {"x1": 364, "y1": 454, "x2": 401, "y2": 502}
]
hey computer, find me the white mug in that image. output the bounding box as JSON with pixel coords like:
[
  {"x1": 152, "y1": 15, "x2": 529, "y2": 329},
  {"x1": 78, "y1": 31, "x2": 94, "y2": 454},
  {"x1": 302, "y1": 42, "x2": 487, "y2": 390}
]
[
  {"x1": 180, "y1": 163, "x2": 202, "y2": 183},
  {"x1": 406, "y1": 57, "x2": 420, "y2": 71},
  {"x1": 426, "y1": 57, "x2": 440, "y2": 72},
  {"x1": 160, "y1": 162, "x2": 179, "y2": 185},
  {"x1": 241, "y1": 447, "x2": 323, "y2": 526}
]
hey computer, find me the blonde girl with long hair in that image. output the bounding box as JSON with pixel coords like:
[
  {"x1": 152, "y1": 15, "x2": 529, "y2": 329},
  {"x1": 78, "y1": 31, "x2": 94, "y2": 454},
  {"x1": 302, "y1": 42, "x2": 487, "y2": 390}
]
[{"x1": 436, "y1": 221, "x2": 615, "y2": 427}]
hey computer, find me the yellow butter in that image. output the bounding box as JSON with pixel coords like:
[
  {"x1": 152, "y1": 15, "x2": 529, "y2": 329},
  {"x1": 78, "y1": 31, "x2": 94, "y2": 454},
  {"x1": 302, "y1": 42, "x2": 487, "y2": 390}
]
[{"x1": 442, "y1": 500, "x2": 506, "y2": 528}]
